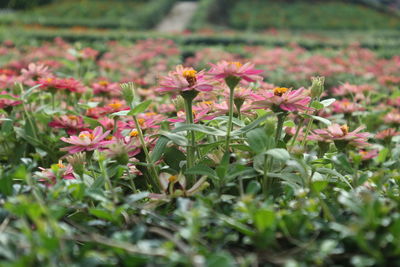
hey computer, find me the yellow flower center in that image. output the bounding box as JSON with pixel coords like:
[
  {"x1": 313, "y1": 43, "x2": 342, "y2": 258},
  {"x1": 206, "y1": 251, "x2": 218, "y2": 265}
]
[
  {"x1": 182, "y1": 69, "x2": 197, "y2": 87},
  {"x1": 168, "y1": 175, "x2": 178, "y2": 183},
  {"x1": 67, "y1": 115, "x2": 78, "y2": 121},
  {"x1": 46, "y1": 77, "x2": 53, "y2": 83},
  {"x1": 274, "y1": 87, "x2": 289, "y2": 97},
  {"x1": 108, "y1": 102, "x2": 122, "y2": 109},
  {"x1": 229, "y1": 61, "x2": 242, "y2": 68},
  {"x1": 201, "y1": 101, "x2": 213, "y2": 106},
  {"x1": 130, "y1": 130, "x2": 139, "y2": 137},
  {"x1": 359, "y1": 151, "x2": 368, "y2": 156},
  {"x1": 137, "y1": 118, "x2": 145, "y2": 126},
  {"x1": 98, "y1": 80, "x2": 109, "y2": 86},
  {"x1": 340, "y1": 125, "x2": 349, "y2": 136},
  {"x1": 79, "y1": 133, "x2": 95, "y2": 140},
  {"x1": 57, "y1": 160, "x2": 65, "y2": 168},
  {"x1": 145, "y1": 112, "x2": 156, "y2": 116}
]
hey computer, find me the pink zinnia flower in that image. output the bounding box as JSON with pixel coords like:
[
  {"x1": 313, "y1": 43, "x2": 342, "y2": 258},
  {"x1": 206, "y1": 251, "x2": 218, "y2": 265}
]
[
  {"x1": 208, "y1": 61, "x2": 263, "y2": 82},
  {"x1": 309, "y1": 124, "x2": 370, "y2": 147},
  {"x1": 49, "y1": 115, "x2": 89, "y2": 135},
  {"x1": 383, "y1": 111, "x2": 400, "y2": 125},
  {"x1": 157, "y1": 65, "x2": 213, "y2": 94},
  {"x1": 358, "y1": 150, "x2": 378, "y2": 161},
  {"x1": 36, "y1": 161, "x2": 76, "y2": 186},
  {"x1": 92, "y1": 80, "x2": 121, "y2": 96},
  {"x1": 375, "y1": 128, "x2": 400, "y2": 140},
  {"x1": 60, "y1": 126, "x2": 114, "y2": 153},
  {"x1": 331, "y1": 99, "x2": 364, "y2": 114},
  {"x1": 38, "y1": 77, "x2": 86, "y2": 93},
  {"x1": 252, "y1": 87, "x2": 311, "y2": 112},
  {"x1": 0, "y1": 91, "x2": 22, "y2": 109},
  {"x1": 19, "y1": 63, "x2": 52, "y2": 87}
]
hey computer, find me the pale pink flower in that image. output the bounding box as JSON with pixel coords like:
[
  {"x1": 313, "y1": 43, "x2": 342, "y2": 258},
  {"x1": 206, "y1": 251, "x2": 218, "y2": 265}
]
[
  {"x1": 0, "y1": 91, "x2": 22, "y2": 109},
  {"x1": 383, "y1": 111, "x2": 400, "y2": 125},
  {"x1": 157, "y1": 65, "x2": 213, "y2": 94},
  {"x1": 331, "y1": 99, "x2": 364, "y2": 114},
  {"x1": 358, "y1": 150, "x2": 379, "y2": 161},
  {"x1": 375, "y1": 128, "x2": 400, "y2": 140},
  {"x1": 309, "y1": 124, "x2": 370, "y2": 147},
  {"x1": 208, "y1": 61, "x2": 263, "y2": 82},
  {"x1": 19, "y1": 63, "x2": 52, "y2": 87},
  {"x1": 60, "y1": 126, "x2": 114, "y2": 153},
  {"x1": 36, "y1": 161, "x2": 76, "y2": 186},
  {"x1": 252, "y1": 87, "x2": 311, "y2": 112}
]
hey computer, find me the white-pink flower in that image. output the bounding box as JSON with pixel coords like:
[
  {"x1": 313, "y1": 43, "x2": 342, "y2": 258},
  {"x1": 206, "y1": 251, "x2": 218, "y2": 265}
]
[{"x1": 60, "y1": 126, "x2": 114, "y2": 153}]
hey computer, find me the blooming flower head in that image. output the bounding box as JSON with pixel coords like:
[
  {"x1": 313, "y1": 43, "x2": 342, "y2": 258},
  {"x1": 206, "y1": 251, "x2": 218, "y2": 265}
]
[
  {"x1": 60, "y1": 126, "x2": 114, "y2": 153},
  {"x1": 383, "y1": 111, "x2": 400, "y2": 125},
  {"x1": 252, "y1": 87, "x2": 311, "y2": 112},
  {"x1": 375, "y1": 128, "x2": 400, "y2": 140},
  {"x1": 92, "y1": 80, "x2": 121, "y2": 96},
  {"x1": 49, "y1": 115, "x2": 89, "y2": 135},
  {"x1": 19, "y1": 63, "x2": 52, "y2": 87},
  {"x1": 157, "y1": 65, "x2": 213, "y2": 94},
  {"x1": 358, "y1": 149, "x2": 378, "y2": 161},
  {"x1": 331, "y1": 99, "x2": 364, "y2": 114},
  {"x1": 0, "y1": 91, "x2": 22, "y2": 110},
  {"x1": 38, "y1": 77, "x2": 86, "y2": 93},
  {"x1": 309, "y1": 124, "x2": 371, "y2": 147},
  {"x1": 208, "y1": 61, "x2": 263, "y2": 82},
  {"x1": 36, "y1": 161, "x2": 75, "y2": 186}
]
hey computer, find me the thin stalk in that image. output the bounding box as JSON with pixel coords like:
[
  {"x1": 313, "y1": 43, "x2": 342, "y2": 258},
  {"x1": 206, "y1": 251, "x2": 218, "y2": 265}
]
[
  {"x1": 225, "y1": 88, "x2": 235, "y2": 151},
  {"x1": 289, "y1": 117, "x2": 305, "y2": 152},
  {"x1": 133, "y1": 115, "x2": 160, "y2": 192},
  {"x1": 300, "y1": 97, "x2": 319, "y2": 148},
  {"x1": 184, "y1": 98, "x2": 196, "y2": 184}
]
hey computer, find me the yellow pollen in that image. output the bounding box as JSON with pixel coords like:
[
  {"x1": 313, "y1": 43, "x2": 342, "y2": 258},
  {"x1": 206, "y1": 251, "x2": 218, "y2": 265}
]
[
  {"x1": 145, "y1": 112, "x2": 156, "y2": 116},
  {"x1": 138, "y1": 118, "x2": 145, "y2": 126},
  {"x1": 79, "y1": 133, "x2": 95, "y2": 140},
  {"x1": 360, "y1": 151, "x2": 368, "y2": 156},
  {"x1": 130, "y1": 130, "x2": 139, "y2": 137},
  {"x1": 229, "y1": 61, "x2": 242, "y2": 68},
  {"x1": 105, "y1": 136, "x2": 113, "y2": 140},
  {"x1": 274, "y1": 87, "x2": 289, "y2": 96},
  {"x1": 46, "y1": 78, "x2": 53, "y2": 82},
  {"x1": 57, "y1": 160, "x2": 65, "y2": 168},
  {"x1": 98, "y1": 80, "x2": 109, "y2": 86},
  {"x1": 201, "y1": 101, "x2": 213, "y2": 105},
  {"x1": 340, "y1": 125, "x2": 349, "y2": 136},
  {"x1": 108, "y1": 102, "x2": 122, "y2": 109},
  {"x1": 168, "y1": 175, "x2": 178, "y2": 183},
  {"x1": 182, "y1": 69, "x2": 197, "y2": 87},
  {"x1": 67, "y1": 115, "x2": 78, "y2": 120}
]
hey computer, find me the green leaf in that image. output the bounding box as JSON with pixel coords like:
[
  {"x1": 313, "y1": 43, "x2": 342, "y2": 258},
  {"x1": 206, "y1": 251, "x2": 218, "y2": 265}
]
[
  {"x1": 211, "y1": 116, "x2": 245, "y2": 127},
  {"x1": 0, "y1": 94, "x2": 20, "y2": 101},
  {"x1": 246, "y1": 127, "x2": 273, "y2": 154},
  {"x1": 304, "y1": 114, "x2": 331, "y2": 126},
  {"x1": 246, "y1": 181, "x2": 261, "y2": 195},
  {"x1": 159, "y1": 131, "x2": 188, "y2": 146},
  {"x1": 128, "y1": 100, "x2": 152, "y2": 116},
  {"x1": 254, "y1": 209, "x2": 275, "y2": 232},
  {"x1": 173, "y1": 124, "x2": 226, "y2": 136},
  {"x1": 265, "y1": 148, "x2": 290, "y2": 161},
  {"x1": 185, "y1": 165, "x2": 218, "y2": 180},
  {"x1": 320, "y1": 98, "x2": 336, "y2": 107},
  {"x1": 311, "y1": 100, "x2": 324, "y2": 110},
  {"x1": 376, "y1": 148, "x2": 389, "y2": 163},
  {"x1": 89, "y1": 208, "x2": 115, "y2": 221},
  {"x1": 231, "y1": 114, "x2": 269, "y2": 136},
  {"x1": 150, "y1": 136, "x2": 169, "y2": 162}
]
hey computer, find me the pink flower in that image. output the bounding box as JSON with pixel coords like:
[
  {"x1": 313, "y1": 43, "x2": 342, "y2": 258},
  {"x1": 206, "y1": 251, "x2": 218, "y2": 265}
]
[
  {"x1": 358, "y1": 150, "x2": 378, "y2": 161},
  {"x1": 36, "y1": 161, "x2": 76, "y2": 186},
  {"x1": 375, "y1": 128, "x2": 400, "y2": 140},
  {"x1": 208, "y1": 61, "x2": 263, "y2": 82},
  {"x1": 309, "y1": 124, "x2": 370, "y2": 147},
  {"x1": 49, "y1": 115, "x2": 89, "y2": 135},
  {"x1": 60, "y1": 126, "x2": 114, "y2": 153},
  {"x1": 38, "y1": 77, "x2": 86, "y2": 93},
  {"x1": 92, "y1": 80, "x2": 121, "y2": 96},
  {"x1": 157, "y1": 65, "x2": 213, "y2": 94},
  {"x1": 0, "y1": 91, "x2": 22, "y2": 109},
  {"x1": 331, "y1": 99, "x2": 364, "y2": 114},
  {"x1": 383, "y1": 111, "x2": 400, "y2": 125},
  {"x1": 252, "y1": 87, "x2": 311, "y2": 112},
  {"x1": 19, "y1": 63, "x2": 52, "y2": 87}
]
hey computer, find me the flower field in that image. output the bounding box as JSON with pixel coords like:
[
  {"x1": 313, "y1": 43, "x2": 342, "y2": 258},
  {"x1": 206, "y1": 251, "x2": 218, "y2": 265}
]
[{"x1": 0, "y1": 37, "x2": 400, "y2": 266}]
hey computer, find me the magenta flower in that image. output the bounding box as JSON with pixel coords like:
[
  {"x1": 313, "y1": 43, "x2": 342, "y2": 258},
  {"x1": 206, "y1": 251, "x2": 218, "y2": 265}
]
[
  {"x1": 308, "y1": 124, "x2": 371, "y2": 147},
  {"x1": 375, "y1": 128, "x2": 400, "y2": 140},
  {"x1": 157, "y1": 65, "x2": 213, "y2": 94},
  {"x1": 331, "y1": 99, "x2": 364, "y2": 114},
  {"x1": 208, "y1": 61, "x2": 263, "y2": 82},
  {"x1": 252, "y1": 87, "x2": 311, "y2": 112},
  {"x1": 60, "y1": 126, "x2": 114, "y2": 153},
  {"x1": 49, "y1": 115, "x2": 89, "y2": 135},
  {"x1": 0, "y1": 91, "x2": 22, "y2": 109},
  {"x1": 358, "y1": 150, "x2": 379, "y2": 161}
]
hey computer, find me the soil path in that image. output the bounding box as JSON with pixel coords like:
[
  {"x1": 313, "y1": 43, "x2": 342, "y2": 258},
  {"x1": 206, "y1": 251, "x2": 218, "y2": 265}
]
[{"x1": 155, "y1": 1, "x2": 198, "y2": 32}]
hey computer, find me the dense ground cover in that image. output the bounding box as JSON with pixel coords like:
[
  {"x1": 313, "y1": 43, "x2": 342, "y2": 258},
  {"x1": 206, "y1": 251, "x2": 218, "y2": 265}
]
[
  {"x1": 191, "y1": 0, "x2": 400, "y2": 31},
  {"x1": 0, "y1": 37, "x2": 399, "y2": 265}
]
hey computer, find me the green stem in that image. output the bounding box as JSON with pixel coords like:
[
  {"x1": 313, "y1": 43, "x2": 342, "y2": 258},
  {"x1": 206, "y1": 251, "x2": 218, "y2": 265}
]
[
  {"x1": 133, "y1": 115, "x2": 160, "y2": 192},
  {"x1": 300, "y1": 97, "x2": 319, "y2": 148},
  {"x1": 289, "y1": 117, "x2": 305, "y2": 152},
  {"x1": 184, "y1": 98, "x2": 196, "y2": 184},
  {"x1": 225, "y1": 88, "x2": 235, "y2": 151}
]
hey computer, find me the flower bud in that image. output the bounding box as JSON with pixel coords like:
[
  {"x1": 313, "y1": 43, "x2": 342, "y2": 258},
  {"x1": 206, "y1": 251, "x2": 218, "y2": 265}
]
[
  {"x1": 120, "y1": 82, "x2": 136, "y2": 108},
  {"x1": 310, "y1": 76, "x2": 325, "y2": 99},
  {"x1": 66, "y1": 152, "x2": 86, "y2": 176},
  {"x1": 172, "y1": 95, "x2": 185, "y2": 111}
]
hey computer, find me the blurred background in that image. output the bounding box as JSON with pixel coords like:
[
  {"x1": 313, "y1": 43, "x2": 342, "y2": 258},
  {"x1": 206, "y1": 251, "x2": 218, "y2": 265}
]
[{"x1": 0, "y1": 0, "x2": 399, "y2": 56}]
